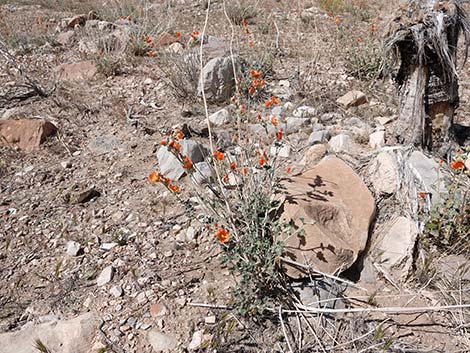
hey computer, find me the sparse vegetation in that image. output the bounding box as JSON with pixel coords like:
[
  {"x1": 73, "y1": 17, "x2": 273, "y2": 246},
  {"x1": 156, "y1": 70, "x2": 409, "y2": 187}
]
[
  {"x1": 225, "y1": 0, "x2": 258, "y2": 26},
  {"x1": 0, "y1": 0, "x2": 469, "y2": 352},
  {"x1": 424, "y1": 150, "x2": 470, "y2": 255}
]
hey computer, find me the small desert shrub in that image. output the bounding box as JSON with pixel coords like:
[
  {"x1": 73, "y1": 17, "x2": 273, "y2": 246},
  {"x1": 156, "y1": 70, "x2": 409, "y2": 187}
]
[
  {"x1": 423, "y1": 150, "x2": 470, "y2": 255},
  {"x1": 0, "y1": 14, "x2": 55, "y2": 53},
  {"x1": 225, "y1": 0, "x2": 258, "y2": 26},
  {"x1": 157, "y1": 52, "x2": 200, "y2": 101},
  {"x1": 149, "y1": 90, "x2": 298, "y2": 317},
  {"x1": 318, "y1": 0, "x2": 370, "y2": 21},
  {"x1": 344, "y1": 37, "x2": 382, "y2": 81},
  {"x1": 238, "y1": 48, "x2": 276, "y2": 101},
  {"x1": 95, "y1": 54, "x2": 125, "y2": 77}
]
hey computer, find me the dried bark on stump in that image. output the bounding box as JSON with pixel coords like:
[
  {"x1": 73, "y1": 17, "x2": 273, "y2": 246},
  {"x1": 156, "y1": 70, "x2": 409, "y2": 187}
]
[{"x1": 383, "y1": 0, "x2": 470, "y2": 151}]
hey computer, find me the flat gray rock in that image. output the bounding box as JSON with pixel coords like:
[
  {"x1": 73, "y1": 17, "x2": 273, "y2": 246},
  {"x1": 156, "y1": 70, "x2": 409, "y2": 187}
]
[
  {"x1": 0, "y1": 312, "x2": 102, "y2": 353},
  {"x1": 147, "y1": 330, "x2": 178, "y2": 352}
]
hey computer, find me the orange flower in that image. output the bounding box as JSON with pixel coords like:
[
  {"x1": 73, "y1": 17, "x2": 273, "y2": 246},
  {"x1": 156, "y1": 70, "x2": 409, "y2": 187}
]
[
  {"x1": 223, "y1": 174, "x2": 229, "y2": 183},
  {"x1": 213, "y1": 150, "x2": 225, "y2": 161},
  {"x1": 439, "y1": 159, "x2": 444, "y2": 166},
  {"x1": 242, "y1": 167, "x2": 248, "y2": 176},
  {"x1": 259, "y1": 158, "x2": 266, "y2": 166},
  {"x1": 175, "y1": 129, "x2": 184, "y2": 140},
  {"x1": 245, "y1": 28, "x2": 251, "y2": 35},
  {"x1": 148, "y1": 50, "x2": 155, "y2": 57},
  {"x1": 418, "y1": 192, "x2": 426, "y2": 199},
  {"x1": 271, "y1": 116, "x2": 278, "y2": 126},
  {"x1": 191, "y1": 30, "x2": 199, "y2": 39},
  {"x1": 286, "y1": 167, "x2": 292, "y2": 173},
  {"x1": 230, "y1": 162, "x2": 237, "y2": 170},
  {"x1": 250, "y1": 70, "x2": 261, "y2": 78},
  {"x1": 175, "y1": 31, "x2": 181, "y2": 39},
  {"x1": 335, "y1": 16, "x2": 342, "y2": 24},
  {"x1": 259, "y1": 79, "x2": 265, "y2": 86},
  {"x1": 450, "y1": 160, "x2": 465, "y2": 170},
  {"x1": 265, "y1": 100, "x2": 272, "y2": 108},
  {"x1": 241, "y1": 18, "x2": 248, "y2": 27},
  {"x1": 162, "y1": 177, "x2": 171, "y2": 185},
  {"x1": 248, "y1": 87, "x2": 255, "y2": 94},
  {"x1": 149, "y1": 171, "x2": 160, "y2": 184},
  {"x1": 248, "y1": 41, "x2": 255, "y2": 47},
  {"x1": 145, "y1": 36, "x2": 152, "y2": 44},
  {"x1": 276, "y1": 129, "x2": 283, "y2": 140},
  {"x1": 160, "y1": 139, "x2": 167, "y2": 146},
  {"x1": 173, "y1": 143, "x2": 181, "y2": 151},
  {"x1": 271, "y1": 96, "x2": 280, "y2": 105},
  {"x1": 169, "y1": 184, "x2": 180, "y2": 193},
  {"x1": 182, "y1": 156, "x2": 193, "y2": 169},
  {"x1": 214, "y1": 227, "x2": 230, "y2": 243},
  {"x1": 257, "y1": 113, "x2": 262, "y2": 121}
]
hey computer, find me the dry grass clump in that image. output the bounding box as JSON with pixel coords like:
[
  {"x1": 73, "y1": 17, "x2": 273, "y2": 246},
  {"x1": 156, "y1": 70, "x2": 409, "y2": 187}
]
[
  {"x1": 157, "y1": 52, "x2": 200, "y2": 101},
  {"x1": 225, "y1": 0, "x2": 258, "y2": 26},
  {"x1": 318, "y1": 0, "x2": 371, "y2": 20}
]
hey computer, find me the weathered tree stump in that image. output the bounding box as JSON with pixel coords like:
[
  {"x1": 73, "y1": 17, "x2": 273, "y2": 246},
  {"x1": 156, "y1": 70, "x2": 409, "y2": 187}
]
[{"x1": 383, "y1": 0, "x2": 470, "y2": 153}]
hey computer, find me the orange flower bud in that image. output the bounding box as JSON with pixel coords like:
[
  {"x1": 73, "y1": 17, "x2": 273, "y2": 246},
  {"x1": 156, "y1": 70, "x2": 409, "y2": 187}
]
[
  {"x1": 214, "y1": 227, "x2": 230, "y2": 243},
  {"x1": 182, "y1": 156, "x2": 193, "y2": 169},
  {"x1": 175, "y1": 129, "x2": 184, "y2": 140},
  {"x1": 213, "y1": 151, "x2": 225, "y2": 161},
  {"x1": 148, "y1": 171, "x2": 160, "y2": 184},
  {"x1": 169, "y1": 184, "x2": 180, "y2": 193},
  {"x1": 450, "y1": 160, "x2": 465, "y2": 170}
]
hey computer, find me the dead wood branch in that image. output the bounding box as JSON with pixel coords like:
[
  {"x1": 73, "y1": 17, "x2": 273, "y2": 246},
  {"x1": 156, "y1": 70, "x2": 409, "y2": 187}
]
[{"x1": 0, "y1": 36, "x2": 55, "y2": 108}]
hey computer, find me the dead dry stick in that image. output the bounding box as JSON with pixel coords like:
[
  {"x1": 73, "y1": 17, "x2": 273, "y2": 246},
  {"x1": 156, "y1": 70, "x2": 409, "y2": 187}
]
[
  {"x1": 279, "y1": 306, "x2": 294, "y2": 353},
  {"x1": 0, "y1": 37, "x2": 54, "y2": 103},
  {"x1": 290, "y1": 303, "x2": 470, "y2": 315},
  {"x1": 188, "y1": 302, "x2": 231, "y2": 310},
  {"x1": 300, "y1": 313, "x2": 328, "y2": 353},
  {"x1": 325, "y1": 319, "x2": 390, "y2": 351},
  {"x1": 199, "y1": 0, "x2": 240, "y2": 241}
]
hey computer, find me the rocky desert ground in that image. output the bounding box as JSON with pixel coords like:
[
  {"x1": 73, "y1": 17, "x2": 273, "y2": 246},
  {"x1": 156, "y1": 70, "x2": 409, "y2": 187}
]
[{"x1": 0, "y1": 0, "x2": 469, "y2": 352}]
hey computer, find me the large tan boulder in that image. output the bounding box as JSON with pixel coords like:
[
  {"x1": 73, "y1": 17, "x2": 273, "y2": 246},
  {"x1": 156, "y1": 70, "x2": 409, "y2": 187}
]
[
  {"x1": 0, "y1": 312, "x2": 102, "y2": 353},
  {"x1": 0, "y1": 119, "x2": 57, "y2": 152},
  {"x1": 280, "y1": 157, "x2": 375, "y2": 278}
]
